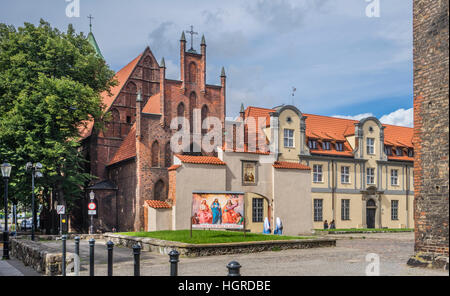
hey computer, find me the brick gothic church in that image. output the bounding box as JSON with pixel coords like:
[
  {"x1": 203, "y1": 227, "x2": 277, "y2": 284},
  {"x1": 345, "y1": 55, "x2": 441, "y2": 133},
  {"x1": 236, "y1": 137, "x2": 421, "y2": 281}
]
[{"x1": 75, "y1": 31, "x2": 226, "y2": 232}]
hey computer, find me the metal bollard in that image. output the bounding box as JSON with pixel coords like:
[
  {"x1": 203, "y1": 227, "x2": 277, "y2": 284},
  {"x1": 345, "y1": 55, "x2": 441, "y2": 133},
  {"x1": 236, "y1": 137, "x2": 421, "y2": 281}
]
[
  {"x1": 89, "y1": 238, "x2": 95, "y2": 277},
  {"x1": 62, "y1": 235, "x2": 67, "y2": 276},
  {"x1": 227, "y1": 261, "x2": 242, "y2": 276},
  {"x1": 133, "y1": 244, "x2": 141, "y2": 276},
  {"x1": 169, "y1": 249, "x2": 180, "y2": 276},
  {"x1": 107, "y1": 241, "x2": 114, "y2": 276},
  {"x1": 74, "y1": 236, "x2": 80, "y2": 257}
]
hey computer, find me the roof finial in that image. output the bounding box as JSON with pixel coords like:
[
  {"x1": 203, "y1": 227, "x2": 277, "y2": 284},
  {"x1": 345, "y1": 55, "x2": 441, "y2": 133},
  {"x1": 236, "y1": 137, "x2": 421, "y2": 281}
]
[
  {"x1": 185, "y1": 25, "x2": 198, "y2": 53},
  {"x1": 180, "y1": 31, "x2": 186, "y2": 42},
  {"x1": 88, "y1": 14, "x2": 94, "y2": 33},
  {"x1": 201, "y1": 34, "x2": 206, "y2": 46},
  {"x1": 160, "y1": 57, "x2": 166, "y2": 68},
  {"x1": 240, "y1": 103, "x2": 245, "y2": 113},
  {"x1": 221, "y1": 67, "x2": 226, "y2": 77}
]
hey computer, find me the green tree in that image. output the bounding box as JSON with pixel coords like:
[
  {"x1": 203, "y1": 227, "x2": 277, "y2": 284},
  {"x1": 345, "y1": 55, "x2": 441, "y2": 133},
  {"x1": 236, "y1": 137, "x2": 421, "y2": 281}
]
[{"x1": 0, "y1": 20, "x2": 116, "y2": 222}]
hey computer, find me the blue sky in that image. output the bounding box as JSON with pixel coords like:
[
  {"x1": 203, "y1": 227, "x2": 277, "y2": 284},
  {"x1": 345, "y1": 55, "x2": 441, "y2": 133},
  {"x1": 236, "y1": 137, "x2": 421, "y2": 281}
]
[{"x1": 0, "y1": 0, "x2": 413, "y2": 126}]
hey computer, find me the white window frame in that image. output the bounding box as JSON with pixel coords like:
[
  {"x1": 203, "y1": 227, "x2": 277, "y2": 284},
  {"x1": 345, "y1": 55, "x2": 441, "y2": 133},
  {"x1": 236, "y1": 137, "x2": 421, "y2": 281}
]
[
  {"x1": 391, "y1": 200, "x2": 399, "y2": 220},
  {"x1": 391, "y1": 169, "x2": 399, "y2": 186},
  {"x1": 284, "y1": 129, "x2": 294, "y2": 148},
  {"x1": 341, "y1": 166, "x2": 350, "y2": 184},
  {"x1": 314, "y1": 199, "x2": 323, "y2": 222},
  {"x1": 367, "y1": 138, "x2": 375, "y2": 155},
  {"x1": 313, "y1": 164, "x2": 323, "y2": 183},
  {"x1": 341, "y1": 199, "x2": 350, "y2": 221},
  {"x1": 367, "y1": 168, "x2": 375, "y2": 185}
]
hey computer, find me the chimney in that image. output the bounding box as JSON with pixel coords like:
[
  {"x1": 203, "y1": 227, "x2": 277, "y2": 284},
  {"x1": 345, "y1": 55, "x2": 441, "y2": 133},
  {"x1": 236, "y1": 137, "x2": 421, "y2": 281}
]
[
  {"x1": 200, "y1": 34, "x2": 206, "y2": 93},
  {"x1": 180, "y1": 32, "x2": 186, "y2": 92},
  {"x1": 160, "y1": 57, "x2": 166, "y2": 126}
]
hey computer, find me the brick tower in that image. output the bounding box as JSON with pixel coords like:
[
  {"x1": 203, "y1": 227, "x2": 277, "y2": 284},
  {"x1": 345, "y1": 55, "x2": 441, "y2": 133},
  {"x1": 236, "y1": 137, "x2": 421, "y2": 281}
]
[{"x1": 408, "y1": 0, "x2": 449, "y2": 269}]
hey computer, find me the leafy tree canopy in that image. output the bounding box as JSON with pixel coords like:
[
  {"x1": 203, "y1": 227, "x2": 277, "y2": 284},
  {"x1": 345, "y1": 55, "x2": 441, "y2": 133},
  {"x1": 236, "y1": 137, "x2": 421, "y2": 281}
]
[{"x1": 0, "y1": 19, "x2": 116, "y2": 209}]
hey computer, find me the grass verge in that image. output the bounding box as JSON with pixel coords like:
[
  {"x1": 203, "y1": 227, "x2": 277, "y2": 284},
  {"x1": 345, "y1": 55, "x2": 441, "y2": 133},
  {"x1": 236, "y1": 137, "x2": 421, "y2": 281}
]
[{"x1": 118, "y1": 230, "x2": 310, "y2": 244}]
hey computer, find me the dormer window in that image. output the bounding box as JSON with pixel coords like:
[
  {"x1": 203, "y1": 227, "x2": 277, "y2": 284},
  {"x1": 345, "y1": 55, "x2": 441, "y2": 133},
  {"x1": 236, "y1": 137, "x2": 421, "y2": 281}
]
[
  {"x1": 336, "y1": 142, "x2": 344, "y2": 151},
  {"x1": 384, "y1": 146, "x2": 393, "y2": 156},
  {"x1": 395, "y1": 147, "x2": 403, "y2": 156},
  {"x1": 322, "y1": 141, "x2": 331, "y2": 150},
  {"x1": 308, "y1": 140, "x2": 317, "y2": 149},
  {"x1": 408, "y1": 148, "x2": 414, "y2": 157}
]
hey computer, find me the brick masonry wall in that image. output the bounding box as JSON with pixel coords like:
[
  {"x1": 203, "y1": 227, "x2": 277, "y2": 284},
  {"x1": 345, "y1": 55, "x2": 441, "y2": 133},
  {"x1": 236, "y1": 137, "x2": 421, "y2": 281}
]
[{"x1": 412, "y1": 0, "x2": 449, "y2": 259}]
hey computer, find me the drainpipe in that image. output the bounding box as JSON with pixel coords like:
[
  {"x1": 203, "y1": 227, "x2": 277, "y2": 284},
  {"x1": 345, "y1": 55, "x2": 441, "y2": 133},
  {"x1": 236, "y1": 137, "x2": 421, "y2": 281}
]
[
  {"x1": 405, "y1": 164, "x2": 410, "y2": 228},
  {"x1": 331, "y1": 160, "x2": 336, "y2": 223}
]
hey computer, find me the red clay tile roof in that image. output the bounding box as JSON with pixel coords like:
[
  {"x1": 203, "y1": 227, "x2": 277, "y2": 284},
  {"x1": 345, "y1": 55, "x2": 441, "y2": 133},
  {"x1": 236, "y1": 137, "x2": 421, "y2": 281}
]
[
  {"x1": 142, "y1": 93, "x2": 161, "y2": 114},
  {"x1": 242, "y1": 106, "x2": 413, "y2": 161},
  {"x1": 79, "y1": 53, "x2": 143, "y2": 139},
  {"x1": 273, "y1": 161, "x2": 311, "y2": 170},
  {"x1": 108, "y1": 125, "x2": 136, "y2": 166},
  {"x1": 175, "y1": 155, "x2": 226, "y2": 165},
  {"x1": 167, "y1": 165, "x2": 181, "y2": 171},
  {"x1": 145, "y1": 200, "x2": 172, "y2": 209}
]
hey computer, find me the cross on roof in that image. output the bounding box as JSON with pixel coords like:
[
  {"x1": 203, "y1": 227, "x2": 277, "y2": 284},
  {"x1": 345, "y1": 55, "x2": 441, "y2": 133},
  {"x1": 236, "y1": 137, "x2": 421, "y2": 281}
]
[
  {"x1": 186, "y1": 25, "x2": 198, "y2": 52},
  {"x1": 88, "y1": 14, "x2": 94, "y2": 32}
]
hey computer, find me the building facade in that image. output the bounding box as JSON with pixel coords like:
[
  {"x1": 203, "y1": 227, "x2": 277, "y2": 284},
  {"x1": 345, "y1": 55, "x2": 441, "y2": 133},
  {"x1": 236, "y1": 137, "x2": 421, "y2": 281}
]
[
  {"x1": 245, "y1": 105, "x2": 414, "y2": 230},
  {"x1": 77, "y1": 31, "x2": 226, "y2": 232}
]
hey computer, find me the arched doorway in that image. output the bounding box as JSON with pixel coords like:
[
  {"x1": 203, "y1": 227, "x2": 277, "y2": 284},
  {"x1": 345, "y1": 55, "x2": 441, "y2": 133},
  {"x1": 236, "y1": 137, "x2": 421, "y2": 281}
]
[{"x1": 366, "y1": 199, "x2": 377, "y2": 229}]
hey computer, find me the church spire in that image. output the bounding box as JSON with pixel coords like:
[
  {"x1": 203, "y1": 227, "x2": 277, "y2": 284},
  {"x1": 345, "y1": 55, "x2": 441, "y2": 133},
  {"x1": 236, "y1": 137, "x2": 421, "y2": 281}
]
[{"x1": 87, "y1": 14, "x2": 104, "y2": 60}]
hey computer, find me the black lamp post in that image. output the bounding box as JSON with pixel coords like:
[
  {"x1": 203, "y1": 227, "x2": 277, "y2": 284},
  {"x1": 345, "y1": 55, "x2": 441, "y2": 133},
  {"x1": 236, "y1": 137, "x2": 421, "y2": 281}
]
[
  {"x1": 26, "y1": 162, "x2": 43, "y2": 241},
  {"x1": 1, "y1": 160, "x2": 12, "y2": 260}
]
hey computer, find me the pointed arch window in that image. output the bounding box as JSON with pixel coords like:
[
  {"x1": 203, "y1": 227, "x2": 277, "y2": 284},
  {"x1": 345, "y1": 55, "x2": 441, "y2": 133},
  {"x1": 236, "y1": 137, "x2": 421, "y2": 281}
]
[
  {"x1": 165, "y1": 142, "x2": 172, "y2": 167},
  {"x1": 188, "y1": 62, "x2": 197, "y2": 84},
  {"x1": 201, "y1": 105, "x2": 208, "y2": 135},
  {"x1": 151, "y1": 140, "x2": 160, "y2": 167},
  {"x1": 154, "y1": 180, "x2": 166, "y2": 201}
]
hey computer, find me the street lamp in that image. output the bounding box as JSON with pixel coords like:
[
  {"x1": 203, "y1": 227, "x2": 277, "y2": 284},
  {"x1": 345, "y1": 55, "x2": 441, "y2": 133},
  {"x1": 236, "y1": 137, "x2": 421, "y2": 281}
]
[
  {"x1": 26, "y1": 162, "x2": 43, "y2": 241},
  {"x1": 89, "y1": 191, "x2": 95, "y2": 235},
  {"x1": 1, "y1": 160, "x2": 12, "y2": 260}
]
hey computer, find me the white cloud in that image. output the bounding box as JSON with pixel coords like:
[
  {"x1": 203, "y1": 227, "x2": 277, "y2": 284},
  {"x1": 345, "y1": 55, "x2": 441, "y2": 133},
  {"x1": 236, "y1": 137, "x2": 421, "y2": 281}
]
[
  {"x1": 332, "y1": 113, "x2": 374, "y2": 121},
  {"x1": 379, "y1": 108, "x2": 413, "y2": 127},
  {"x1": 332, "y1": 108, "x2": 413, "y2": 127}
]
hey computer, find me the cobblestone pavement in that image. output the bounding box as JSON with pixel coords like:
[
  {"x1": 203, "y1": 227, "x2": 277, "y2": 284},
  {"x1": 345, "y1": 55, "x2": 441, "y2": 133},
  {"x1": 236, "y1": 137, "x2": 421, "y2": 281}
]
[{"x1": 37, "y1": 232, "x2": 448, "y2": 276}]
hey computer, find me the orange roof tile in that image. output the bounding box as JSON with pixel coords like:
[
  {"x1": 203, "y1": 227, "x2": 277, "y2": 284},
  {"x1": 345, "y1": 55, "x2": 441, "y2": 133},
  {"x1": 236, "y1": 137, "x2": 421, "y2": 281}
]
[
  {"x1": 108, "y1": 125, "x2": 136, "y2": 166},
  {"x1": 79, "y1": 53, "x2": 143, "y2": 139},
  {"x1": 142, "y1": 93, "x2": 161, "y2": 114},
  {"x1": 145, "y1": 200, "x2": 172, "y2": 209},
  {"x1": 175, "y1": 155, "x2": 226, "y2": 165},
  {"x1": 241, "y1": 106, "x2": 413, "y2": 159},
  {"x1": 273, "y1": 161, "x2": 311, "y2": 170},
  {"x1": 168, "y1": 165, "x2": 181, "y2": 171}
]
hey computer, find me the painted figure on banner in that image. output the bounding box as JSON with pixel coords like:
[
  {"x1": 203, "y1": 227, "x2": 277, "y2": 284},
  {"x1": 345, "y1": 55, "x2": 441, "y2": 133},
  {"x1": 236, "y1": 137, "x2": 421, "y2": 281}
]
[
  {"x1": 211, "y1": 199, "x2": 222, "y2": 224},
  {"x1": 223, "y1": 199, "x2": 239, "y2": 224},
  {"x1": 263, "y1": 217, "x2": 271, "y2": 234},
  {"x1": 235, "y1": 212, "x2": 244, "y2": 225},
  {"x1": 198, "y1": 200, "x2": 213, "y2": 224}
]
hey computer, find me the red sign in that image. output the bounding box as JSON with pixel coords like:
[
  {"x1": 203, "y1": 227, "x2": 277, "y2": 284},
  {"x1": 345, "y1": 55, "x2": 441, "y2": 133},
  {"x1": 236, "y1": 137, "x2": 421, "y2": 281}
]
[{"x1": 88, "y1": 202, "x2": 96, "y2": 210}]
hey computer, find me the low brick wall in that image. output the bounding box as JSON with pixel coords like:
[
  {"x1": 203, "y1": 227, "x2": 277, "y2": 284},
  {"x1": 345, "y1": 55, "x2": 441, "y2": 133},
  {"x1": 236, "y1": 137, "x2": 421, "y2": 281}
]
[
  {"x1": 10, "y1": 238, "x2": 75, "y2": 276},
  {"x1": 104, "y1": 233, "x2": 336, "y2": 257}
]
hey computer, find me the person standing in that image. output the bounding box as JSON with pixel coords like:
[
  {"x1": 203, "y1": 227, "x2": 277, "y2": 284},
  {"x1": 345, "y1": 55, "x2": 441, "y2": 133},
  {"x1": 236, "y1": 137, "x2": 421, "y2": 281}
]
[
  {"x1": 329, "y1": 220, "x2": 336, "y2": 229},
  {"x1": 324, "y1": 220, "x2": 329, "y2": 230}
]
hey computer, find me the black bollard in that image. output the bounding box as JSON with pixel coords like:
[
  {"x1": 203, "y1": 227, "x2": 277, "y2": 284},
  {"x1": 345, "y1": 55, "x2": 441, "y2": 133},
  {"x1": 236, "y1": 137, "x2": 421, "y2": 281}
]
[
  {"x1": 62, "y1": 235, "x2": 67, "y2": 276},
  {"x1": 227, "y1": 261, "x2": 242, "y2": 276},
  {"x1": 107, "y1": 240, "x2": 114, "y2": 276},
  {"x1": 169, "y1": 249, "x2": 180, "y2": 276},
  {"x1": 74, "y1": 236, "x2": 80, "y2": 258},
  {"x1": 89, "y1": 238, "x2": 95, "y2": 277},
  {"x1": 133, "y1": 244, "x2": 141, "y2": 276}
]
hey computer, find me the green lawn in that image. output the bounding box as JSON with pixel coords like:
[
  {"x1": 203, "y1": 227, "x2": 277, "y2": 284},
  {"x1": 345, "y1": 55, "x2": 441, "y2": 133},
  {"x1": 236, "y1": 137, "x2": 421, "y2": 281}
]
[
  {"x1": 118, "y1": 230, "x2": 310, "y2": 244},
  {"x1": 315, "y1": 228, "x2": 413, "y2": 233}
]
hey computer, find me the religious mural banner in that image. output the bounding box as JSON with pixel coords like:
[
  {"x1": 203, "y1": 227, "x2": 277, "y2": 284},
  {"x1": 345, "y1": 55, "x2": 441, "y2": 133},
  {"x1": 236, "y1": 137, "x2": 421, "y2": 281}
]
[{"x1": 192, "y1": 192, "x2": 245, "y2": 229}]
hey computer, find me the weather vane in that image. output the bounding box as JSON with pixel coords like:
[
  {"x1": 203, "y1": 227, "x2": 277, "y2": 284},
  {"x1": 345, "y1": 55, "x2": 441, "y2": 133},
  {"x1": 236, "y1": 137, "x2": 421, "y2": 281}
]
[
  {"x1": 291, "y1": 87, "x2": 297, "y2": 105},
  {"x1": 186, "y1": 25, "x2": 198, "y2": 52}
]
